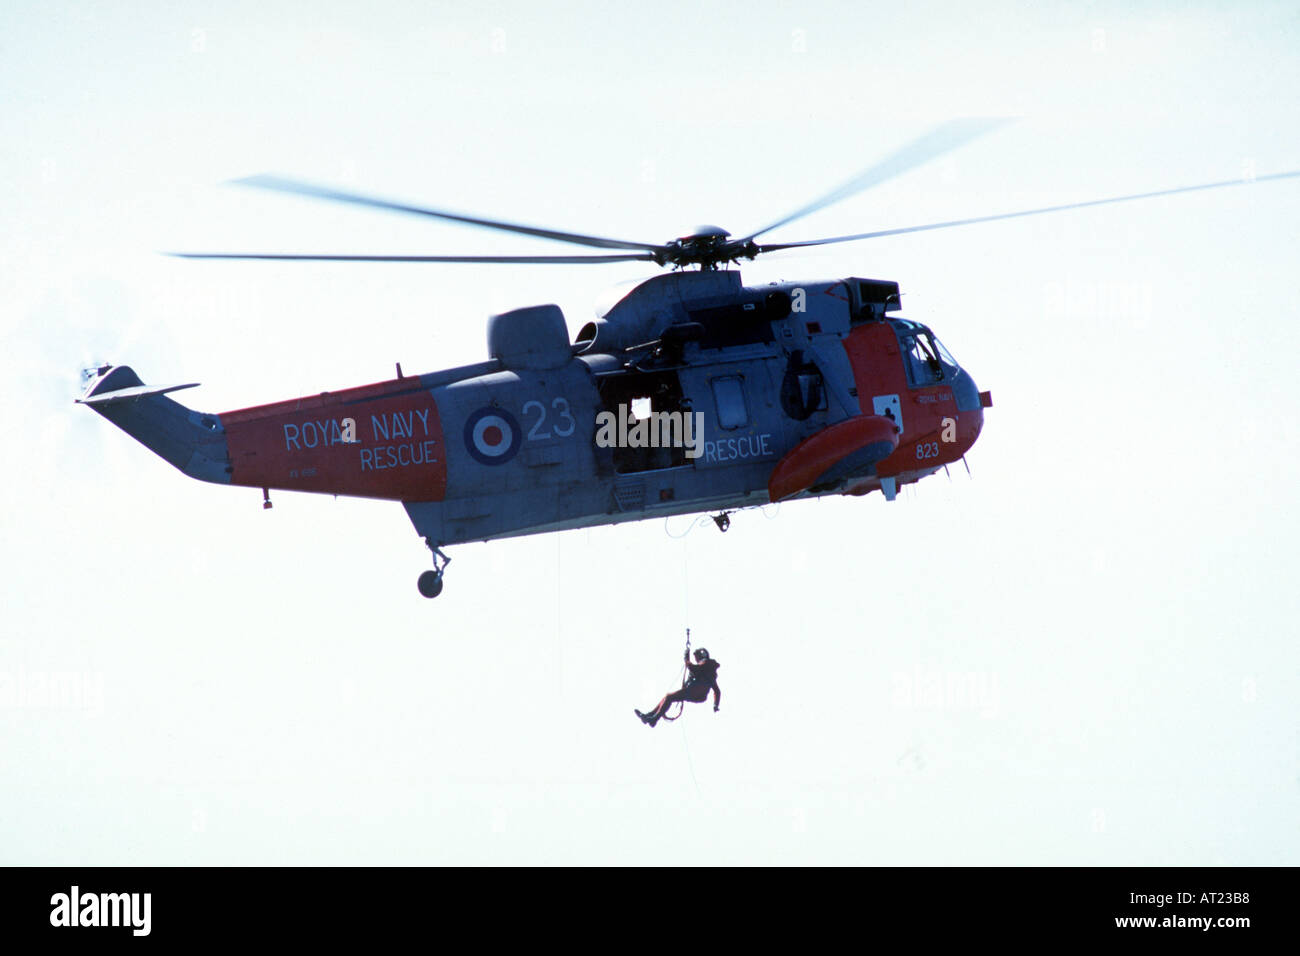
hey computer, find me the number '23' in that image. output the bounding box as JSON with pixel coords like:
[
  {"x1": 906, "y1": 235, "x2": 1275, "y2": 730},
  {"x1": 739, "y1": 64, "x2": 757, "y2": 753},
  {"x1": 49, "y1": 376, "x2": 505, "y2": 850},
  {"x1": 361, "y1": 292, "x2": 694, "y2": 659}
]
[{"x1": 523, "y1": 398, "x2": 576, "y2": 440}]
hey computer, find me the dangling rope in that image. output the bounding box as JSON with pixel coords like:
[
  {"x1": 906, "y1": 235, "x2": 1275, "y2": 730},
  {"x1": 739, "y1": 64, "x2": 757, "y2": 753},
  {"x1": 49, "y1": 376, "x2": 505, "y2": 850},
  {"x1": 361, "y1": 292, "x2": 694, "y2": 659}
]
[
  {"x1": 664, "y1": 514, "x2": 715, "y2": 539},
  {"x1": 660, "y1": 628, "x2": 691, "y2": 722}
]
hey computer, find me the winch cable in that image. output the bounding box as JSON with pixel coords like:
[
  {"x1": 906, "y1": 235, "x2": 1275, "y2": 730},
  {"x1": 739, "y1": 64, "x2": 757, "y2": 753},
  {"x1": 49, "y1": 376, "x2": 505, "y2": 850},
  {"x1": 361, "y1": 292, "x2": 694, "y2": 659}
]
[{"x1": 660, "y1": 628, "x2": 690, "y2": 723}]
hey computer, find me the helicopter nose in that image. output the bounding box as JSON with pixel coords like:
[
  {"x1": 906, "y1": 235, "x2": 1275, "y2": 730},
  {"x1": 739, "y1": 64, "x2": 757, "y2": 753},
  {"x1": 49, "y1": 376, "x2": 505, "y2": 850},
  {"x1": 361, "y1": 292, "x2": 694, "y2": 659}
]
[
  {"x1": 950, "y1": 365, "x2": 983, "y2": 414},
  {"x1": 946, "y1": 368, "x2": 990, "y2": 455}
]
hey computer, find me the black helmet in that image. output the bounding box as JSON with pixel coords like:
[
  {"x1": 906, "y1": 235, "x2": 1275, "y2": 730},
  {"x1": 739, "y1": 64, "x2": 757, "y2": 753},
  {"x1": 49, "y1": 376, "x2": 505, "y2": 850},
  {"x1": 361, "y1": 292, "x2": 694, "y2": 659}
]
[{"x1": 694, "y1": 648, "x2": 709, "y2": 661}]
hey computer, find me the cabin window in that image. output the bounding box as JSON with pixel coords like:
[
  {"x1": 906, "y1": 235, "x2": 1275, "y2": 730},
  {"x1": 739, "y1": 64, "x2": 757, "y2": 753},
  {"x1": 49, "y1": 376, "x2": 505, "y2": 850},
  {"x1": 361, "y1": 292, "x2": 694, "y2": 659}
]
[
  {"x1": 779, "y1": 350, "x2": 827, "y2": 421},
  {"x1": 711, "y1": 376, "x2": 749, "y2": 429},
  {"x1": 797, "y1": 372, "x2": 826, "y2": 414}
]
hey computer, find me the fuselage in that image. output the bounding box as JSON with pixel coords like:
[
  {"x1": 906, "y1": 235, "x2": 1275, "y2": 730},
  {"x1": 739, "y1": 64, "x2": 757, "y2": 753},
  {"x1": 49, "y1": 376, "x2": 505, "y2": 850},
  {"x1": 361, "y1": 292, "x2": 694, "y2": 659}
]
[{"x1": 82, "y1": 270, "x2": 988, "y2": 550}]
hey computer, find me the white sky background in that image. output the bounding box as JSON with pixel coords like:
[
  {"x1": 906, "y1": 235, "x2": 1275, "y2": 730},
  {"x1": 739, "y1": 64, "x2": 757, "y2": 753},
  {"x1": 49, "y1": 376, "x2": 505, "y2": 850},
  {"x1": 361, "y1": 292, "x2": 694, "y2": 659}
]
[{"x1": 2, "y1": 0, "x2": 1298, "y2": 864}]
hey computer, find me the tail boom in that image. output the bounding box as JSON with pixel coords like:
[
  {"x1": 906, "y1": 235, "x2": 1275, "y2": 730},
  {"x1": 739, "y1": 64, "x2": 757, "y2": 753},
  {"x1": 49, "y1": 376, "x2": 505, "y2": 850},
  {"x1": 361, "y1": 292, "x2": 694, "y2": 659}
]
[
  {"x1": 79, "y1": 366, "x2": 231, "y2": 484},
  {"x1": 79, "y1": 365, "x2": 448, "y2": 502}
]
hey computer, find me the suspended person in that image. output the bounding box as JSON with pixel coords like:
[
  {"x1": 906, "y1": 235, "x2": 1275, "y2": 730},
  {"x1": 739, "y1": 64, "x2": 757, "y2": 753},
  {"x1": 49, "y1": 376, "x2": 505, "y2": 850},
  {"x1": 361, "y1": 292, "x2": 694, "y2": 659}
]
[{"x1": 635, "y1": 647, "x2": 721, "y2": 727}]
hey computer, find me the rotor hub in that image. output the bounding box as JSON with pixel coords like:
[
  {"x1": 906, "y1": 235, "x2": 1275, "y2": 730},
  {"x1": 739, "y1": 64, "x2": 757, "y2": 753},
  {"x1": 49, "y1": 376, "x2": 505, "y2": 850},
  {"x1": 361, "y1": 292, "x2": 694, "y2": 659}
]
[{"x1": 661, "y1": 226, "x2": 760, "y2": 269}]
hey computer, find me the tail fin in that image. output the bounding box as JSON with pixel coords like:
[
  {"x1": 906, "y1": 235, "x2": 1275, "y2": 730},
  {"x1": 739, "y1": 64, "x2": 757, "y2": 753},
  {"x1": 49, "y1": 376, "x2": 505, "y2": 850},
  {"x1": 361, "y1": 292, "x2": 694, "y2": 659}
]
[{"x1": 78, "y1": 365, "x2": 232, "y2": 485}]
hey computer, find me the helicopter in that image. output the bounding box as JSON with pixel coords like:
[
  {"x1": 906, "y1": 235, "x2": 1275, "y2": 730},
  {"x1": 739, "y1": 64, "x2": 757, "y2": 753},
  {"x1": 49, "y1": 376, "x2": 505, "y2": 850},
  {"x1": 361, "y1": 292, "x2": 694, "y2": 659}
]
[{"x1": 78, "y1": 119, "x2": 1298, "y2": 598}]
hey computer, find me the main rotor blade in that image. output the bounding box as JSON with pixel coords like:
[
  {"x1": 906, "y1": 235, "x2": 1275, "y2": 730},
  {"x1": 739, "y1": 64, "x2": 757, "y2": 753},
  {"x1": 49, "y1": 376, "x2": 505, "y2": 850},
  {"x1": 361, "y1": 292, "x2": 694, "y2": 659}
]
[
  {"x1": 755, "y1": 169, "x2": 1300, "y2": 253},
  {"x1": 741, "y1": 117, "x2": 1012, "y2": 242},
  {"x1": 233, "y1": 175, "x2": 667, "y2": 254},
  {"x1": 169, "y1": 252, "x2": 658, "y2": 264}
]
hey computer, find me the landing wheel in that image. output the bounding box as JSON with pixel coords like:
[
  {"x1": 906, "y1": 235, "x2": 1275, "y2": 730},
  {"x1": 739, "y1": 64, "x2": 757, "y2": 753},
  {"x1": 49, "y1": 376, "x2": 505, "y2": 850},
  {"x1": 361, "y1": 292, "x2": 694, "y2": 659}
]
[
  {"x1": 417, "y1": 570, "x2": 444, "y2": 599},
  {"x1": 419, "y1": 540, "x2": 451, "y2": 599}
]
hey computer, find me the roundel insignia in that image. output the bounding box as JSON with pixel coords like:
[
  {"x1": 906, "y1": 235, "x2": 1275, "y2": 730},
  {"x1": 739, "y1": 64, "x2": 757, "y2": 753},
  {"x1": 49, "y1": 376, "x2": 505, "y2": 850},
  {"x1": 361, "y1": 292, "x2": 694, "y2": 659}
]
[{"x1": 464, "y1": 407, "x2": 521, "y2": 466}]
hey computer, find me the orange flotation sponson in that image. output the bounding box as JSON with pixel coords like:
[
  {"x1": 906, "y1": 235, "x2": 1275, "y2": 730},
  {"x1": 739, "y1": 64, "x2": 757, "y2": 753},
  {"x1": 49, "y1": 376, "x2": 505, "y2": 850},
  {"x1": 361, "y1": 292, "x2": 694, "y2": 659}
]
[{"x1": 767, "y1": 414, "x2": 899, "y2": 502}]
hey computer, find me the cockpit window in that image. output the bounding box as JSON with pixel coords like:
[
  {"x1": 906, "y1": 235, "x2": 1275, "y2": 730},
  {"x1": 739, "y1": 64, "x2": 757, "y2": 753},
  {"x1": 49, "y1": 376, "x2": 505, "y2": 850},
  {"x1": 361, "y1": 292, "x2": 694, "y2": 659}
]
[
  {"x1": 901, "y1": 331, "x2": 960, "y2": 387},
  {"x1": 933, "y1": 337, "x2": 960, "y2": 371},
  {"x1": 903, "y1": 334, "x2": 942, "y2": 385}
]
